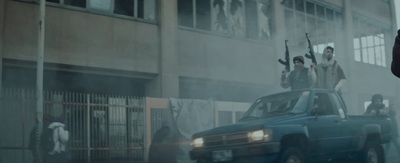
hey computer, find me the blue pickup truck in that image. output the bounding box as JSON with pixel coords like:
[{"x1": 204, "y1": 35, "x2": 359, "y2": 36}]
[{"x1": 190, "y1": 89, "x2": 392, "y2": 163}]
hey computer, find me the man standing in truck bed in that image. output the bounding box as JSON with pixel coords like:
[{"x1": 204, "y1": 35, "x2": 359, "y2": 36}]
[
  {"x1": 314, "y1": 46, "x2": 346, "y2": 93},
  {"x1": 281, "y1": 56, "x2": 316, "y2": 90}
]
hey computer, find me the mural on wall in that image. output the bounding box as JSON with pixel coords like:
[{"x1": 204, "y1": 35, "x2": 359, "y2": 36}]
[
  {"x1": 211, "y1": 0, "x2": 269, "y2": 38},
  {"x1": 212, "y1": 0, "x2": 229, "y2": 33},
  {"x1": 258, "y1": 1, "x2": 271, "y2": 39},
  {"x1": 229, "y1": 0, "x2": 245, "y2": 37}
]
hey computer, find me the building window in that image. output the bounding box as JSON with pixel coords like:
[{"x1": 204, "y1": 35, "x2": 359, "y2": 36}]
[
  {"x1": 313, "y1": 42, "x2": 334, "y2": 55},
  {"x1": 46, "y1": 0, "x2": 86, "y2": 8},
  {"x1": 114, "y1": 0, "x2": 134, "y2": 16},
  {"x1": 30, "y1": 0, "x2": 156, "y2": 21},
  {"x1": 178, "y1": 0, "x2": 272, "y2": 40},
  {"x1": 178, "y1": 0, "x2": 194, "y2": 27},
  {"x1": 90, "y1": 0, "x2": 112, "y2": 11},
  {"x1": 197, "y1": 0, "x2": 211, "y2": 31},
  {"x1": 283, "y1": 0, "x2": 342, "y2": 53},
  {"x1": 353, "y1": 17, "x2": 388, "y2": 67},
  {"x1": 46, "y1": 0, "x2": 60, "y2": 3},
  {"x1": 65, "y1": 0, "x2": 86, "y2": 8}
]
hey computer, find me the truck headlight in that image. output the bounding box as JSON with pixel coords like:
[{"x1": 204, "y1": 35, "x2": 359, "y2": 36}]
[
  {"x1": 248, "y1": 129, "x2": 272, "y2": 142},
  {"x1": 191, "y1": 137, "x2": 204, "y2": 148}
]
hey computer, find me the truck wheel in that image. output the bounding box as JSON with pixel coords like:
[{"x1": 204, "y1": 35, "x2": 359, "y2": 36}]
[
  {"x1": 361, "y1": 141, "x2": 384, "y2": 163},
  {"x1": 279, "y1": 147, "x2": 304, "y2": 163}
]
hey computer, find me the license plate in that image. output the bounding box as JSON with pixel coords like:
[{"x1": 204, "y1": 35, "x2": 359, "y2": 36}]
[{"x1": 212, "y1": 150, "x2": 232, "y2": 162}]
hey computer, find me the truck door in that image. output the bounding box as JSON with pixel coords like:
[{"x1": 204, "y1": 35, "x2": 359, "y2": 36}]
[
  {"x1": 329, "y1": 92, "x2": 354, "y2": 152},
  {"x1": 306, "y1": 92, "x2": 345, "y2": 157}
]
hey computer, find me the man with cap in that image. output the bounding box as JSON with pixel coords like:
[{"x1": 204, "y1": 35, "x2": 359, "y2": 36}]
[
  {"x1": 281, "y1": 55, "x2": 316, "y2": 90},
  {"x1": 364, "y1": 94, "x2": 389, "y2": 116},
  {"x1": 314, "y1": 46, "x2": 346, "y2": 92}
]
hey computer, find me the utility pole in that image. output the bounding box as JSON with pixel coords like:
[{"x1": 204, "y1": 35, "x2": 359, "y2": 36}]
[{"x1": 35, "y1": 0, "x2": 45, "y2": 163}]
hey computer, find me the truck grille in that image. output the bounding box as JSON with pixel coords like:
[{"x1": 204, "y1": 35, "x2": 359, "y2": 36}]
[{"x1": 203, "y1": 132, "x2": 248, "y2": 147}]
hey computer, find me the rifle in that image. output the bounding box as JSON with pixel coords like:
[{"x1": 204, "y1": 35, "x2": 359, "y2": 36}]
[
  {"x1": 278, "y1": 40, "x2": 290, "y2": 72},
  {"x1": 305, "y1": 33, "x2": 317, "y2": 65}
]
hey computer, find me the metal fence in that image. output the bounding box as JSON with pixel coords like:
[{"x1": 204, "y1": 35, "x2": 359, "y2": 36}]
[
  {"x1": 0, "y1": 89, "x2": 251, "y2": 163},
  {"x1": 0, "y1": 88, "x2": 146, "y2": 163}
]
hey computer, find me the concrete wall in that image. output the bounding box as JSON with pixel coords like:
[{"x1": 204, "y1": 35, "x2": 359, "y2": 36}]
[
  {"x1": 3, "y1": 1, "x2": 159, "y2": 74},
  {"x1": 351, "y1": 0, "x2": 392, "y2": 25},
  {"x1": 178, "y1": 29, "x2": 277, "y2": 85}
]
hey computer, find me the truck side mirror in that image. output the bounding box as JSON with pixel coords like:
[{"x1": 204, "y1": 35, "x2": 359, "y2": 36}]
[{"x1": 338, "y1": 108, "x2": 346, "y2": 118}]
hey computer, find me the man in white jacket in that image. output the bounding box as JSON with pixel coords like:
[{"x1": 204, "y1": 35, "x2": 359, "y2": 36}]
[{"x1": 314, "y1": 46, "x2": 346, "y2": 93}]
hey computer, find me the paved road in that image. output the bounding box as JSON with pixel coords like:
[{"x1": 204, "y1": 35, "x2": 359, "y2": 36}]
[
  {"x1": 68, "y1": 149, "x2": 400, "y2": 163},
  {"x1": 71, "y1": 161, "x2": 145, "y2": 163}
]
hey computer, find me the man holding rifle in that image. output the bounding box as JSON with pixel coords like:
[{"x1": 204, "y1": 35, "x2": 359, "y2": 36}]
[
  {"x1": 304, "y1": 33, "x2": 346, "y2": 93},
  {"x1": 279, "y1": 40, "x2": 316, "y2": 90}
]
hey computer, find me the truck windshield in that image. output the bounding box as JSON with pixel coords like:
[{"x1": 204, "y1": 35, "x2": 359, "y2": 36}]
[{"x1": 240, "y1": 91, "x2": 310, "y2": 121}]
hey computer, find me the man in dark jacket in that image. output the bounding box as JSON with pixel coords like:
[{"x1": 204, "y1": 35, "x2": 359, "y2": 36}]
[
  {"x1": 29, "y1": 114, "x2": 53, "y2": 163},
  {"x1": 281, "y1": 56, "x2": 316, "y2": 90},
  {"x1": 364, "y1": 94, "x2": 389, "y2": 116},
  {"x1": 391, "y1": 29, "x2": 400, "y2": 78},
  {"x1": 29, "y1": 115, "x2": 69, "y2": 163},
  {"x1": 148, "y1": 120, "x2": 179, "y2": 163}
]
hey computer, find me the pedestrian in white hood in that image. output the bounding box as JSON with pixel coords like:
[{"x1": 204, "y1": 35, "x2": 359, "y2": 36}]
[{"x1": 48, "y1": 122, "x2": 69, "y2": 155}]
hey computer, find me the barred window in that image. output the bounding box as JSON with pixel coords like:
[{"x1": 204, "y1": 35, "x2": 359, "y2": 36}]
[
  {"x1": 353, "y1": 17, "x2": 387, "y2": 67},
  {"x1": 283, "y1": 0, "x2": 342, "y2": 54},
  {"x1": 178, "y1": 0, "x2": 272, "y2": 40}
]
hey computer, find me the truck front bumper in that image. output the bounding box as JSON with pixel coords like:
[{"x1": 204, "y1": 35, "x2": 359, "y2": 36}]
[{"x1": 190, "y1": 142, "x2": 280, "y2": 163}]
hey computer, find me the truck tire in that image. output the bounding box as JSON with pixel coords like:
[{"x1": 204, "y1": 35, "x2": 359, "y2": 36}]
[
  {"x1": 360, "y1": 141, "x2": 384, "y2": 163},
  {"x1": 279, "y1": 147, "x2": 304, "y2": 163}
]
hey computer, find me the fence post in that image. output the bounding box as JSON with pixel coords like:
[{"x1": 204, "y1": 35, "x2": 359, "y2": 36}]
[
  {"x1": 144, "y1": 97, "x2": 150, "y2": 162},
  {"x1": 86, "y1": 94, "x2": 91, "y2": 162},
  {"x1": 21, "y1": 89, "x2": 25, "y2": 163}
]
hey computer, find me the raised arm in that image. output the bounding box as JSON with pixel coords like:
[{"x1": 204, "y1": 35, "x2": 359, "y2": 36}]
[
  {"x1": 280, "y1": 69, "x2": 290, "y2": 89},
  {"x1": 309, "y1": 64, "x2": 317, "y2": 87}
]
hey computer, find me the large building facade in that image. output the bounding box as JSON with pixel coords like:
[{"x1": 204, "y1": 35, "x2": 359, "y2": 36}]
[
  {"x1": 0, "y1": 0, "x2": 399, "y2": 161},
  {"x1": 1, "y1": 0, "x2": 398, "y2": 112}
]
